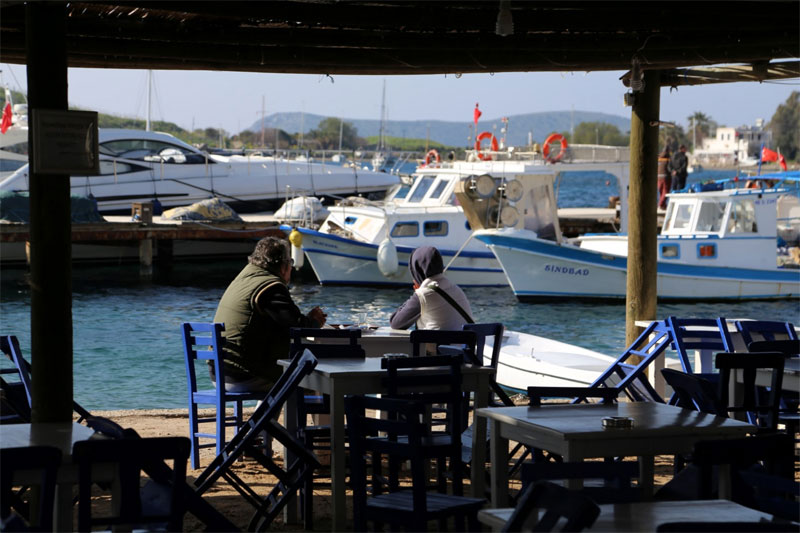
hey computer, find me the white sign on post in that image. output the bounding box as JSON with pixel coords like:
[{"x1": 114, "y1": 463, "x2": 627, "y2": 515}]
[{"x1": 31, "y1": 109, "x2": 99, "y2": 175}]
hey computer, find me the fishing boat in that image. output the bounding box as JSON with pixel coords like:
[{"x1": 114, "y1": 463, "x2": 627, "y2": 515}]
[
  {"x1": 0, "y1": 128, "x2": 400, "y2": 215},
  {"x1": 465, "y1": 170, "x2": 800, "y2": 301},
  {"x1": 287, "y1": 136, "x2": 631, "y2": 287}
]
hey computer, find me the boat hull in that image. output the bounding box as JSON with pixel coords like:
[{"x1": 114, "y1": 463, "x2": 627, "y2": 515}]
[
  {"x1": 295, "y1": 226, "x2": 508, "y2": 287},
  {"x1": 477, "y1": 232, "x2": 800, "y2": 301}
]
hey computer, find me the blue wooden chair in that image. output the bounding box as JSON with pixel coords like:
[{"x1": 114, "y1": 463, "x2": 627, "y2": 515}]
[
  {"x1": 194, "y1": 349, "x2": 320, "y2": 532},
  {"x1": 74, "y1": 436, "x2": 190, "y2": 532},
  {"x1": 736, "y1": 320, "x2": 798, "y2": 347},
  {"x1": 661, "y1": 368, "x2": 725, "y2": 416},
  {"x1": 180, "y1": 322, "x2": 264, "y2": 470},
  {"x1": 0, "y1": 445, "x2": 62, "y2": 532},
  {"x1": 666, "y1": 316, "x2": 734, "y2": 373},
  {"x1": 1, "y1": 335, "x2": 92, "y2": 423},
  {"x1": 502, "y1": 481, "x2": 600, "y2": 532},
  {"x1": 346, "y1": 394, "x2": 486, "y2": 532}
]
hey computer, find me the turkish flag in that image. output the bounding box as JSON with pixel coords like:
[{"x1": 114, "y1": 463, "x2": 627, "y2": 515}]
[
  {"x1": 473, "y1": 103, "x2": 482, "y2": 126},
  {"x1": 761, "y1": 146, "x2": 779, "y2": 162},
  {"x1": 0, "y1": 102, "x2": 11, "y2": 134},
  {"x1": 778, "y1": 154, "x2": 788, "y2": 171}
]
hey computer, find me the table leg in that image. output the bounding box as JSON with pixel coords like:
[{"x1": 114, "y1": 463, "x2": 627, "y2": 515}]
[
  {"x1": 471, "y1": 376, "x2": 489, "y2": 500},
  {"x1": 638, "y1": 455, "x2": 654, "y2": 498},
  {"x1": 329, "y1": 381, "x2": 347, "y2": 532},
  {"x1": 489, "y1": 418, "x2": 509, "y2": 508},
  {"x1": 283, "y1": 390, "x2": 300, "y2": 524}
]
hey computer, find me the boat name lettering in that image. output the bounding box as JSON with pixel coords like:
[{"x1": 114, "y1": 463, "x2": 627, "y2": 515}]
[
  {"x1": 544, "y1": 265, "x2": 589, "y2": 276},
  {"x1": 311, "y1": 238, "x2": 339, "y2": 250}
]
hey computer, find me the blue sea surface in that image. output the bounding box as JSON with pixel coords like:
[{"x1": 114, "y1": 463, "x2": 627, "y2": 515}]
[{"x1": 1, "y1": 168, "x2": 796, "y2": 411}]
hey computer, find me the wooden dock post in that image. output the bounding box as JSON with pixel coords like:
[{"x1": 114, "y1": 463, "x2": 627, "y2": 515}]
[
  {"x1": 133, "y1": 203, "x2": 154, "y2": 279},
  {"x1": 625, "y1": 70, "x2": 660, "y2": 349}
]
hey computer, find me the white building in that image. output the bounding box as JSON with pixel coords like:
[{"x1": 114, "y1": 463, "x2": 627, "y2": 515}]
[{"x1": 694, "y1": 119, "x2": 772, "y2": 167}]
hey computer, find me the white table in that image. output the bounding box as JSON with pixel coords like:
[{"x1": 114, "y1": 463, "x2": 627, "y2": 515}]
[
  {"x1": 0, "y1": 422, "x2": 99, "y2": 531},
  {"x1": 477, "y1": 402, "x2": 755, "y2": 508},
  {"x1": 478, "y1": 499, "x2": 787, "y2": 532},
  {"x1": 278, "y1": 357, "x2": 494, "y2": 531}
]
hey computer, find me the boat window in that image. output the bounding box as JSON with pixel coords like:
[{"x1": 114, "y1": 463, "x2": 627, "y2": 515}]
[
  {"x1": 727, "y1": 199, "x2": 757, "y2": 233},
  {"x1": 660, "y1": 244, "x2": 680, "y2": 259},
  {"x1": 670, "y1": 204, "x2": 694, "y2": 231},
  {"x1": 697, "y1": 243, "x2": 717, "y2": 259},
  {"x1": 98, "y1": 160, "x2": 147, "y2": 175},
  {"x1": 523, "y1": 182, "x2": 559, "y2": 241},
  {"x1": 100, "y1": 140, "x2": 209, "y2": 164},
  {"x1": 390, "y1": 221, "x2": 419, "y2": 237},
  {"x1": 407, "y1": 176, "x2": 435, "y2": 202},
  {"x1": 423, "y1": 221, "x2": 448, "y2": 237},
  {"x1": 429, "y1": 179, "x2": 450, "y2": 200},
  {"x1": 344, "y1": 216, "x2": 357, "y2": 225},
  {"x1": 695, "y1": 201, "x2": 726, "y2": 232}
]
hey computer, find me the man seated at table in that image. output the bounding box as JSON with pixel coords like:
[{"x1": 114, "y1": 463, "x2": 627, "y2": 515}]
[
  {"x1": 213, "y1": 236, "x2": 327, "y2": 392},
  {"x1": 390, "y1": 245, "x2": 474, "y2": 330}
]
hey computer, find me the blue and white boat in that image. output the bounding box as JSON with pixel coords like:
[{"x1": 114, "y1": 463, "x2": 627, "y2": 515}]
[
  {"x1": 288, "y1": 144, "x2": 631, "y2": 287},
  {"x1": 468, "y1": 170, "x2": 800, "y2": 301}
]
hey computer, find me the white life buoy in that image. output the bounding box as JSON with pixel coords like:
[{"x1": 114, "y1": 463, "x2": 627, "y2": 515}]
[{"x1": 377, "y1": 238, "x2": 399, "y2": 277}]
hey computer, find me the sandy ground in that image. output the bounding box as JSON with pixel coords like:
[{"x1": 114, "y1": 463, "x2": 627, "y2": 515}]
[{"x1": 86, "y1": 406, "x2": 678, "y2": 532}]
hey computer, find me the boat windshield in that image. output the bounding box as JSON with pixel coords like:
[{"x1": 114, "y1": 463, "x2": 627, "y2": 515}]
[
  {"x1": 407, "y1": 176, "x2": 435, "y2": 202},
  {"x1": 100, "y1": 139, "x2": 208, "y2": 164},
  {"x1": 695, "y1": 200, "x2": 726, "y2": 232},
  {"x1": 727, "y1": 199, "x2": 757, "y2": 233}
]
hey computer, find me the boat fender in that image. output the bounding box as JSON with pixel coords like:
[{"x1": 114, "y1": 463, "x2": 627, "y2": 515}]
[
  {"x1": 423, "y1": 149, "x2": 441, "y2": 167},
  {"x1": 474, "y1": 131, "x2": 499, "y2": 161},
  {"x1": 288, "y1": 228, "x2": 304, "y2": 269},
  {"x1": 377, "y1": 238, "x2": 399, "y2": 277},
  {"x1": 542, "y1": 133, "x2": 568, "y2": 163}
]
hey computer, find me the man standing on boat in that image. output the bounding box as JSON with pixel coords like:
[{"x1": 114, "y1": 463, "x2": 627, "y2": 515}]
[
  {"x1": 390, "y1": 246, "x2": 474, "y2": 330},
  {"x1": 657, "y1": 148, "x2": 672, "y2": 210},
  {"x1": 671, "y1": 144, "x2": 689, "y2": 192},
  {"x1": 213, "y1": 236, "x2": 327, "y2": 392}
]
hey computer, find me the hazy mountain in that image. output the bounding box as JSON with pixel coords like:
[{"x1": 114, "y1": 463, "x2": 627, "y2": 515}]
[{"x1": 246, "y1": 110, "x2": 631, "y2": 147}]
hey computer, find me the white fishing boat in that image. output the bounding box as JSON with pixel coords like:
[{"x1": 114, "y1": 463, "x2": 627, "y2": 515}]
[
  {"x1": 287, "y1": 137, "x2": 631, "y2": 287},
  {"x1": 0, "y1": 129, "x2": 400, "y2": 215},
  {"x1": 489, "y1": 329, "x2": 618, "y2": 392},
  {"x1": 466, "y1": 170, "x2": 800, "y2": 301}
]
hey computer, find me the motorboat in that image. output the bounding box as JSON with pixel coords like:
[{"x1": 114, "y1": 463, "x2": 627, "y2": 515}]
[
  {"x1": 466, "y1": 169, "x2": 800, "y2": 301},
  {"x1": 0, "y1": 129, "x2": 400, "y2": 215},
  {"x1": 287, "y1": 139, "x2": 631, "y2": 288}
]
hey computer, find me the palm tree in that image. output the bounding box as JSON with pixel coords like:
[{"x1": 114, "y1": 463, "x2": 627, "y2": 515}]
[{"x1": 687, "y1": 112, "x2": 713, "y2": 152}]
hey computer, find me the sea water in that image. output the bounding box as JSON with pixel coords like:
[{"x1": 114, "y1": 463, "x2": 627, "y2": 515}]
[{"x1": 1, "y1": 168, "x2": 797, "y2": 410}]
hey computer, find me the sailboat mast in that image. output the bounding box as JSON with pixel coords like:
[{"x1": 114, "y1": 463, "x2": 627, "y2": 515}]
[
  {"x1": 379, "y1": 79, "x2": 386, "y2": 151},
  {"x1": 146, "y1": 69, "x2": 152, "y2": 132}
]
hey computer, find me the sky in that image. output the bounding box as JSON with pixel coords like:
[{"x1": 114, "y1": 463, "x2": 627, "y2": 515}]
[{"x1": 2, "y1": 63, "x2": 797, "y2": 136}]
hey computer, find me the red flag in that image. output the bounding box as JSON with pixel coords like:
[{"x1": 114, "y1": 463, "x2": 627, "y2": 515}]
[
  {"x1": 778, "y1": 154, "x2": 788, "y2": 171},
  {"x1": 0, "y1": 102, "x2": 11, "y2": 134},
  {"x1": 761, "y1": 146, "x2": 779, "y2": 162},
  {"x1": 473, "y1": 103, "x2": 482, "y2": 127}
]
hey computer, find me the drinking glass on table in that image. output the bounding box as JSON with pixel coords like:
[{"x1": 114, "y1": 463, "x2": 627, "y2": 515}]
[{"x1": 357, "y1": 312, "x2": 368, "y2": 328}]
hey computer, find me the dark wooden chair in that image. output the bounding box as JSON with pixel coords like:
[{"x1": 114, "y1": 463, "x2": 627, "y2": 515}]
[
  {"x1": 520, "y1": 459, "x2": 641, "y2": 505},
  {"x1": 0, "y1": 445, "x2": 61, "y2": 532},
  {"x1": 289, "y1": 327, "x2": 365, "y2": 529},
  {"x1": 747, "y1": 340, "x2": 800, "y2": 356},
  {"x1": 502, "y1": 481, "x2": 600, "y2": 532},
  {"x1": 410, "y1": 329, "x2": 477, "y2": 359},
  {"x1": 716, "y1": 351, "x2": 785, "y2": 430},
  {"x1": 345, "y1": 394, "x2": 486, "y2": 532},
  {"x1": 180, "y1": 322, "x2": 264, "y2": 469},
  {"x1": 660, "y1": 368, "x2": 725, "y2": 416},
  {"x1": 73, "y1": 436, "x2": 190, "y2": 532},
  {"x1": 194, "y1": 348, "x2": 320, "y2": 532}
]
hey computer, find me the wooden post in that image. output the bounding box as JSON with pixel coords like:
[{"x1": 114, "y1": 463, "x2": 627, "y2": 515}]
[
  {"x1": 625, "y1": 70, "x2": 660, "y2": 349},
  {"x1": 26, "y1": 2, "x2": 73, "y2": 423}
]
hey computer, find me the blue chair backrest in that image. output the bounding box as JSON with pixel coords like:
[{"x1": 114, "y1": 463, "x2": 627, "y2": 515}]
[
  {"x1": 181, "y1": 322, "x2": 227, "y2": 394},
  {"x1": 666, "y1": 316, "x2": 733, "y2": 373},
  {"x1": 1, "y1": 335, "x2": 33, "y2": 408},
  {"x1": 735, "y1": 320, "x2": 798, "y2": 347}
]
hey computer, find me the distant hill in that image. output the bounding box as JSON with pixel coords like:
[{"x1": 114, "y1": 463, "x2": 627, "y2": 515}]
[{"x1": 246, "y1": 110, "x2": 631, "y2": 147}]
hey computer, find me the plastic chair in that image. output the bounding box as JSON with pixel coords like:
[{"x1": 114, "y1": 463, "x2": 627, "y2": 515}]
[
  {"x1": 1, "y1": 335, "x2": 92, "y2": 423},
  {"x1": 194, "y1": 349, "x2": 320, "y2": 532},
  {"x1": 181, "y1": 322, "x2": 264, "y2": 469},
  {"x1": 73, "y1": 436, "x2": 190, "y2": 532},
  {"x1": 345, "y1": 394, "x2": 486, "y2": 532},
  {"x1": 502, "y1": 481, "x2": 600, "y2": 532},
  {"x1": 735, "y1": 320, "x2": 798, "y2": 347},
  {"x1": 0, "y1": 445, "x2": 62, "y2": 532}
]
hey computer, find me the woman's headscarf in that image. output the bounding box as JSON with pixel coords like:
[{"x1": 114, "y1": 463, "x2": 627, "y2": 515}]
[{"x1": 408, "y1": 246, "x2": 444, "y2": 284}]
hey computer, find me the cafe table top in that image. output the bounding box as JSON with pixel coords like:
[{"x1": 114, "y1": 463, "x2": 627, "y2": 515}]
[
  {"x1": 478, "y1": 500, "x2": 788, "y2": 532},
  {"x1": 0, "y1": 421, "x2": 96, "y2": 453}
]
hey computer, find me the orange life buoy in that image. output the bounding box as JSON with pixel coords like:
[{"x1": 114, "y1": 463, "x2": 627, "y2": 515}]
[
  {"x1": 424, "y1": 149, "x2": 441, "y2": 167},
  {"x1": 542, "y1": 133, "x2": 568, "y2": 163},
  {"x1": 474, "y1": 131, "x2": 499, "y2": 161}
]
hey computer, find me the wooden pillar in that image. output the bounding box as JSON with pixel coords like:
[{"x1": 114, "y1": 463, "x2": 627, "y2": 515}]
[
  {"x1": 625, "y1": 70, "x2": 660, "y2": 348},
  {"x1": 26, "y1": 2, "x2": 73, "y2": 423}
]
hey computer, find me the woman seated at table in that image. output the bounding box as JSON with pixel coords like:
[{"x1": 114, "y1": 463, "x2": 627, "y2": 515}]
[{"x1": 390, "y1": 246, "x2": 474, "y2": 330}]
